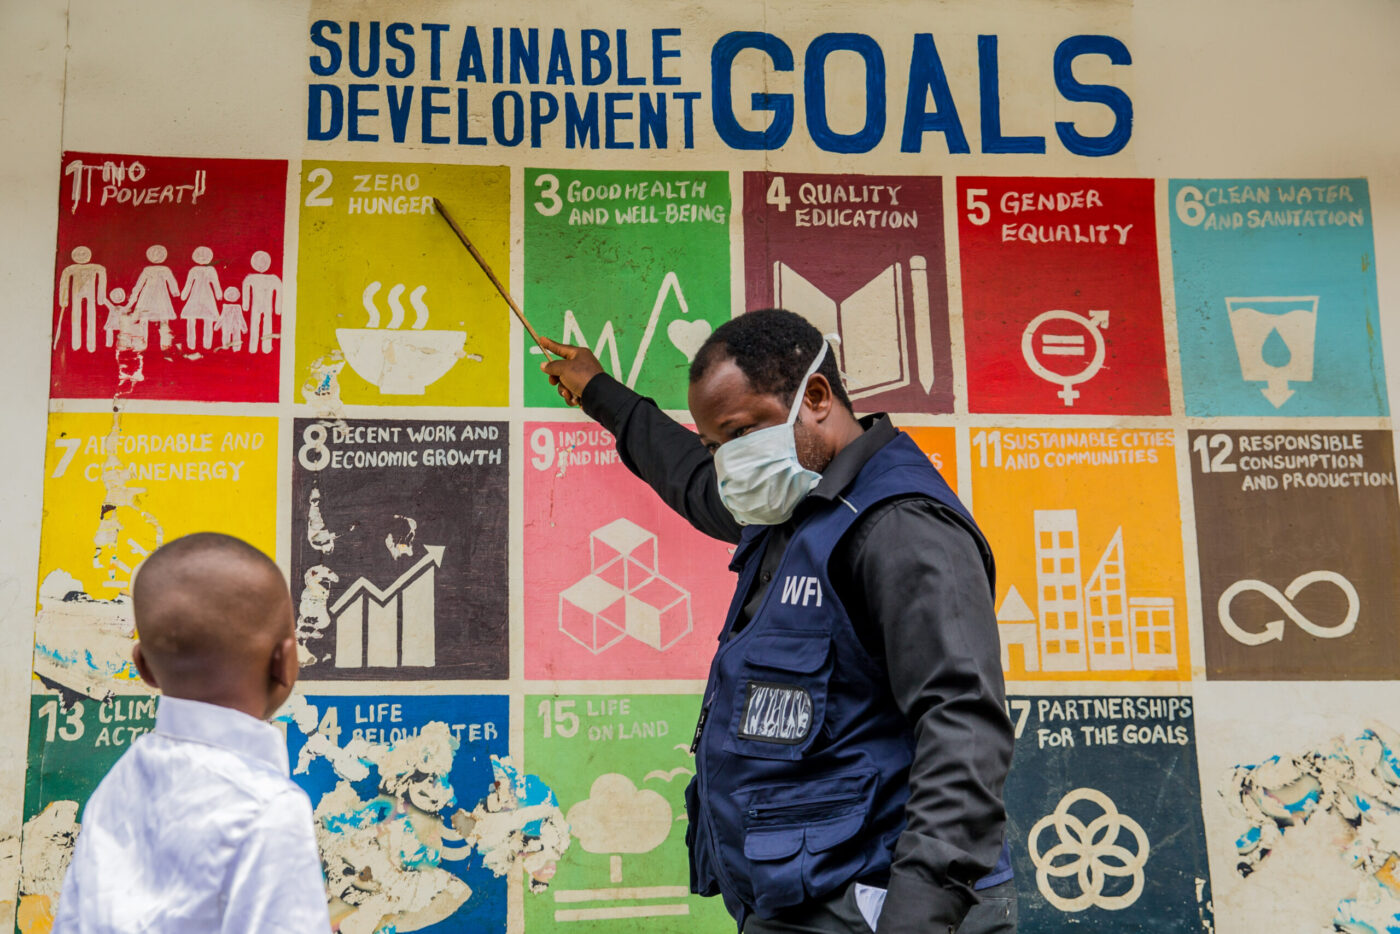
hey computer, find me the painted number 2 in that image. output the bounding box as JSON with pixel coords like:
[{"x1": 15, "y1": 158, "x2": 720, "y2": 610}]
[{"x1": 305, "y1": 167, "x2": 334, "y2": 207}]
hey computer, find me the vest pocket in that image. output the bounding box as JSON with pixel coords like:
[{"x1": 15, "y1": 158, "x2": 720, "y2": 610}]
[
  {"x1": 723, "y1": 631, "x2": 833, "y2": 761},
  {"x1": 734, "y1": 770, "x2": 875, "y2": 916}
]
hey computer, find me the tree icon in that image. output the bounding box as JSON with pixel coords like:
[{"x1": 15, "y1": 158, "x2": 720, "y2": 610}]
[{"x1": 565, "y1": 773, "x2": 672, "y2": 883}]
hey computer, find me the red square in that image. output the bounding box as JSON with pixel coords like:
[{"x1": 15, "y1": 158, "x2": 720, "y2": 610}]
[
  {"x1": 958, "y1": 177, "x2": 1169, "y2": 414},
  {"x1": 51, "y1": 152, "x2": 287, "y2": 403}
]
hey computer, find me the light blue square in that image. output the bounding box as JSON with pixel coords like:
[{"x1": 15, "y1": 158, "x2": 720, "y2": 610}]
[{"x1": 1168, "y1": 179, "x2": 1387, "y2": 416}]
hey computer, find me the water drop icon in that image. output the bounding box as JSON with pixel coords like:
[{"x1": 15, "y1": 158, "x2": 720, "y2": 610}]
[{"x1": 1260, "y1": 327, "x2": 1292, "y2": 368}]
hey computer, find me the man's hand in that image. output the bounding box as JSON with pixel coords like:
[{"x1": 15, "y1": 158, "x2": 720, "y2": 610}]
[{"x1": 539, "y1": 335, "x2": 605, "y2": 407}]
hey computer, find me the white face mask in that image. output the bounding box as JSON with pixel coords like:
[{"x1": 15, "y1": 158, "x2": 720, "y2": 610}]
[{"x1": 713, "y1": 341, "x2": 831, "y2": 526}]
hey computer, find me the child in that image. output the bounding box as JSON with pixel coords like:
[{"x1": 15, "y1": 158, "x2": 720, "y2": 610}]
[
  {"x1": 53, "y1": 533, "x2": 331, "y2": 933},
  {"x1": 217, "y1": 285, "x2": 247, "y2": 351},
  {"x1": 100, "y1": 286, "x2": 127, "y2": 349}
]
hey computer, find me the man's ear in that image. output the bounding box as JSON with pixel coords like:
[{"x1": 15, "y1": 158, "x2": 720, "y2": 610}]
[
  {"x1": 270, "y1": 636, "x2": 297, "y2": 688},
  {"x1": 132, "y1": 643, "x2": 160, "y2": 690},
  {"x1": 804, "y1": 373, "x2": 836, "y2": 423}
]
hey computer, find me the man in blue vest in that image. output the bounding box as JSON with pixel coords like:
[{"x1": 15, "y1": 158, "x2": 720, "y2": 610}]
[{"x1": 539, "y1": 309, "x2": 1015, "y2": 934}]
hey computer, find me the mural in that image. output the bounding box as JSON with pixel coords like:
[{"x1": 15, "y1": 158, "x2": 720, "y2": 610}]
[{"x1": 8, "y1": 4, "x2": 1399, "y2": 934}]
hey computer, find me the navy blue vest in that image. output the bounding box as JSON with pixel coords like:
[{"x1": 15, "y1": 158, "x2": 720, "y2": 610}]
[{"x1": 685, "y1": 432, "x2": 1012, "y2": 926}]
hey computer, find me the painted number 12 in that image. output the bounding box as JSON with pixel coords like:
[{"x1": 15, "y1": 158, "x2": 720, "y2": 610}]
[{"x1": 1192, "y1": 433, "x2": 1237, "y2": 473}]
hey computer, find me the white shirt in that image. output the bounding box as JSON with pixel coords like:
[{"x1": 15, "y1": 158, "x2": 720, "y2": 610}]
[{"x1": 53, "y1": 696, "x2": 331, "y2": 934}]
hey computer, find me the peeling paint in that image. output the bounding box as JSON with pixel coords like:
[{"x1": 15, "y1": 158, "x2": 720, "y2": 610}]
[
  {"x1": 17, "y1": 802, "x2": 80, "y2": 928},
  {"x1": 0, "y1": 833, "x2": 19, "y2": 933},
  {"x1": 300, "y1": 350, "x2": 347, "y2": 411},
  {"x1": 1224, "y1": 723, "x2": 1400, "y2": 931},
  {"x1": 384, "y1": 515, "x2": 417, "y2": 561},
  {"x1": 283, "y1": 699, "x2": 566, "y2": 930},
  {"x1": 464, "y1": 757, "x2": 569, "y2": 893},
  {"x1": 307, "y1": 488, "x2": 337, "y2": 554},
  {"x1": 19, "y1": 802, "x2": 78, "y2": 896},
  {"x1": 295, "y1": 565, "x2": 338, "y2": 667},
  {"x1": 33, "y1": 570, "x2": 143, "y2": 703}
]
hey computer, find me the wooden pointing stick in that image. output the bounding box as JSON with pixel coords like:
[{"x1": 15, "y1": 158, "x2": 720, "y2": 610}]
[{"x1": 432, "y1": 197, "x2": 553, "y2": 359}]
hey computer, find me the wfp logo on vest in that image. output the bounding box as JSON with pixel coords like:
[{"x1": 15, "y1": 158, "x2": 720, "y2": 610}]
[{"x1": 780, "y1": 575, "x2": 823, "y2": 607}]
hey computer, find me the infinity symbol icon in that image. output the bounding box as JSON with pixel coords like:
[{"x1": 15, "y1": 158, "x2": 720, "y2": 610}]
[{"x1": 1217, "y1": 571, "x2": 1359, "y2": 645}]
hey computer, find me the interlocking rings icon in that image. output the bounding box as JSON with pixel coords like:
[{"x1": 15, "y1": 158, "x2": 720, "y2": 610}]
[
  {"x1": 1217, "y1": 570, "x2": 1359, "y2": 646},
  {"x1": 1028, "y1": 787, "x2": 1150, "y2": 912}
]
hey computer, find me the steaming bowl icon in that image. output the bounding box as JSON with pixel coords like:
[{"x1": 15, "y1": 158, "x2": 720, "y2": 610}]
[{"x1": 335, "y1": 328, "x2": 465, "y2": 395}]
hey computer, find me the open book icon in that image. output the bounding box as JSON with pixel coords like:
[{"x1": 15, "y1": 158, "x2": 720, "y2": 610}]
[{"x1": 773, "y1": 258, "x2": 934, "y2": 397}]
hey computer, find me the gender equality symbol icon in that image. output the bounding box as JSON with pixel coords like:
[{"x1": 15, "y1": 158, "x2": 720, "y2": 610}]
[
  {"x1": 1028, "y1": 787, "x2": 1150, "y2": 912},
  {"x1": 1217, "y1": 570, "x2": 1359, "y2": 646},
  {"x1": 1021, "y1": 310, "x2": 1110, "y2": 406}
]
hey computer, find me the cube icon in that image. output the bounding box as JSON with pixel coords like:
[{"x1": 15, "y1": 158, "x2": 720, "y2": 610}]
[
  {"x1": 590, "y1": 518, "x2": 658, "y2": 593},
  {"x1": 559, "y1": 518, "x2": 694, "y2": 654},
  {"x1": 624, "y1": 575, "x2": 693, "y2": 651},
  {"x1": 559, "y1": 575, "x2": 627, "y2": 654}
]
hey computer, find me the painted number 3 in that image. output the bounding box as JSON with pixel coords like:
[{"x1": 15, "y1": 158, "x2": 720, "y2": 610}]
[{"x1": 534, "y1": 174, "x2": 562, "y2": 217}]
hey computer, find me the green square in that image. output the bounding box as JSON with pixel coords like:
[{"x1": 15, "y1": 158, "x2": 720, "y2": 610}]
[
  {"x1": 525, "y1": 693, "x2": 731, "y2": 931},
  {"x1": 23, "y1": 695, "x2": 158, "y2": 823},
  {"x1": 523, "y1": 169, "x2": 733, "y2": 409}
]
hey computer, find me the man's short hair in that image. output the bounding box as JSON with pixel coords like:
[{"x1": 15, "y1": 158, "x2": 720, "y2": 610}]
[{"x1": 689, "y1": 309, "x2": 853, "y2": 412}]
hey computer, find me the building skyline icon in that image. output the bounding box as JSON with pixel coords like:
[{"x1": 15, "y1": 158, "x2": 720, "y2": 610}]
[{"x1": 998, "y1": 510, "x2": 1176, "y2": 673}]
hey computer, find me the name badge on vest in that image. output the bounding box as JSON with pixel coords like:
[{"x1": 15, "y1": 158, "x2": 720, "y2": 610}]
[{"x1": 738, "y1": 681, "x2": 813, "y2": 744}]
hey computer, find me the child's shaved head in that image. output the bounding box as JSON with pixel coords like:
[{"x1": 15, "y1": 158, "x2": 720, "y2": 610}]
[{"x1": 132, "y1": 533, "x2": 298, "y2": 718}]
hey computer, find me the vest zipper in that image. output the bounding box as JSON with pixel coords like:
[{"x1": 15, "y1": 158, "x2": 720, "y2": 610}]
[
  {"x1": 745, "y1": 790, "x2": 862, "y2": 823},
  {"x1": 689, "y1": 704, "x2": 708, "y2": 755}
]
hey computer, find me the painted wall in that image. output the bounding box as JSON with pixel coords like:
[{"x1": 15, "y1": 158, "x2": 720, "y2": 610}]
[{"x1": 4, "y1": 1, "x2": 1400, "y2": 931}]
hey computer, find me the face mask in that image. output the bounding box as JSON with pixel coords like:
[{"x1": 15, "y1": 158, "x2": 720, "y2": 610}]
[{"x1": 714, "y1": 341, "x2": 831, "y2": 526}]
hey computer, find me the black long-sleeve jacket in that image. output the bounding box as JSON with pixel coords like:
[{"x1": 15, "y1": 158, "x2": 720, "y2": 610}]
[{"x1": 580, "y1": 373, "x2": 1014, "y2": 932}]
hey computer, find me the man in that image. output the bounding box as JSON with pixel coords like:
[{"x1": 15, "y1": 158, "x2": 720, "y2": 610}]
[{"x1": 540, "y1": 310, "x2": 1014, "y2": 934}]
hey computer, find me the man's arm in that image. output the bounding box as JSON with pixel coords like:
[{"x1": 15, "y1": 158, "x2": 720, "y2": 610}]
[
  {"x1": 542, "y1": 337, "x2": 742, "y2": 544},
  {"x1": 836, "y1": 499, "x2": 1013, "y2": 933}
]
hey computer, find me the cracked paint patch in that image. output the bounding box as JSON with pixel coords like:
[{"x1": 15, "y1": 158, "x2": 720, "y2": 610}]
[
  {"x1": 1224, "y1": 722, "x2": 1400, "y2": 932},
  {"x1": 15, "y1": 802, "x2": 79, "y2": 934},
  {"x1": 281, "y1": 696, "x2": 565, "y2": 932},
  {"x1": 464, "y1": 757, "x2": 569, "y2": 893},
  {"x1": 301, "y1": 350, "x2": 347, "y2": 412},
  {"x1": 32, "y1": 571, "x2": 142, "y2": 704}
]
